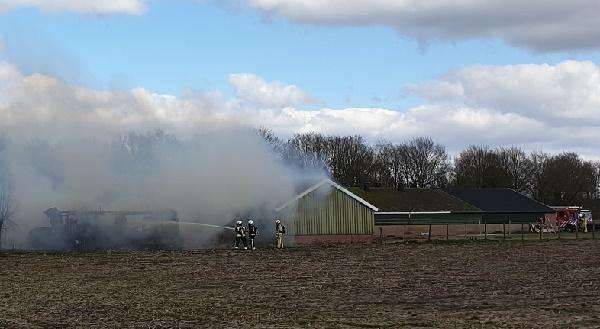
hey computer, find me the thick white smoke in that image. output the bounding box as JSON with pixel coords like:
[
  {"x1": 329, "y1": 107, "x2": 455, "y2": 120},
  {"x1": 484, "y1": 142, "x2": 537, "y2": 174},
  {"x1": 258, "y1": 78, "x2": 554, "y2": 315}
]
[{"x1": 0, "y1": 63, "x2": 322, "y2": 249}]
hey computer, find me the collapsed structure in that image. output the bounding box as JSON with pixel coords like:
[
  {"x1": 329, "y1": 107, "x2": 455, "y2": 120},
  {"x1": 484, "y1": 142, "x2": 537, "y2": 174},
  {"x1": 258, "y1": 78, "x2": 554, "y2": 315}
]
[{"x1": 29, "y1": 208, "x2": 180, "y2": 250}]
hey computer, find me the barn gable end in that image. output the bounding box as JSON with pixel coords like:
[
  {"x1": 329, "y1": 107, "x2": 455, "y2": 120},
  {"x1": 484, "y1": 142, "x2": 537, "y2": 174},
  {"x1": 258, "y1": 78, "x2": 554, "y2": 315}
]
[{"x1": 276, "y1": 179, "x2": 376, "y2": 237}]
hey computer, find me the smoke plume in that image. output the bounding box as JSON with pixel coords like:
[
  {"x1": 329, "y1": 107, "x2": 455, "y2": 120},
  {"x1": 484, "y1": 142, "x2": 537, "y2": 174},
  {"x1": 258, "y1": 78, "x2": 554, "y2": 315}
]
[{"x1": 0, "y1": 62, "x2": 321, "y2": 249}]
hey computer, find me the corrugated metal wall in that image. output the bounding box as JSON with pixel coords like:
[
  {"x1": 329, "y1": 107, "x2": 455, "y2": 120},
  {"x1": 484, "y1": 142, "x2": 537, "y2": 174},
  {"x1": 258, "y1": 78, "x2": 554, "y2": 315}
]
[{"x1": 286, "y1": 185, "x2": 374, "y2": 235}]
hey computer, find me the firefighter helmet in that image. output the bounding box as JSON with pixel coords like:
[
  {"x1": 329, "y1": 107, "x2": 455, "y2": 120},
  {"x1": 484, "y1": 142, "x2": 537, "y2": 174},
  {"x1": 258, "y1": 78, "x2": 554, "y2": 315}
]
[
  {"x1": 236, "y1": 220, "x2": 242, "y2": 225},
  {"x1": 248, "y1": 220, "x2": 254, "y2": 225},
  {"x1": 275, "y1": 219, "x2": 281, "y2": 224}
]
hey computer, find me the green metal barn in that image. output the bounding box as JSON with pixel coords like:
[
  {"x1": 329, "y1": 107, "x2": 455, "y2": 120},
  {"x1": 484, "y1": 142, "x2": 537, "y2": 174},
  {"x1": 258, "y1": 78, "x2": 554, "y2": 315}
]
[{"x1": 275, "y1": 179, "x2": 378, "y2": 244}]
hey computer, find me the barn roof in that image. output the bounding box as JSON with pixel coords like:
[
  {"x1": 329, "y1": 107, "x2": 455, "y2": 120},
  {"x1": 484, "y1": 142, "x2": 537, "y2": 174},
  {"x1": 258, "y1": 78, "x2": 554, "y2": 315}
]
[
  {"x1": 444, "y1": 188, "x2": 555, "y2": 214},
  {"x1": 275, "y1": 179, "x2": 379, "y2": 212},
  {"x1": 347, "y1": 188, "x2": 480, "y2": 213},
  {"x1": 276, "y1": 179, "x2": 554, "y2": 216}
]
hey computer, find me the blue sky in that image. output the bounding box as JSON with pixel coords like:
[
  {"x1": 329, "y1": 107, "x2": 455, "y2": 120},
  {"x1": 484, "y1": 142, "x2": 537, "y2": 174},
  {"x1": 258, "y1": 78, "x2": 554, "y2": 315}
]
[
  {"x1": 2, "y1": 0, "x2": 600, "y2": 156},
  {"x1": 1, "y1": 0, "x2": 597, "y2": 110}
]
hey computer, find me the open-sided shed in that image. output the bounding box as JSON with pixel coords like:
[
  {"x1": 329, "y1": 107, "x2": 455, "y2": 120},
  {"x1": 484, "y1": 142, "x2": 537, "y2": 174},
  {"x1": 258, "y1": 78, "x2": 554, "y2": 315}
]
[{"x1": 444, "y1": 188, "x2": 555, "y2": 224}]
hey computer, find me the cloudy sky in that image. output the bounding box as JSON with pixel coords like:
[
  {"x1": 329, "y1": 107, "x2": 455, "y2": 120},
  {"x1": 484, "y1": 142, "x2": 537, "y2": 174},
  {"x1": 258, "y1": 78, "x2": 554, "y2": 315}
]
[{"x1": 2, "y1": 0, "x2": 600, "y2": 156}]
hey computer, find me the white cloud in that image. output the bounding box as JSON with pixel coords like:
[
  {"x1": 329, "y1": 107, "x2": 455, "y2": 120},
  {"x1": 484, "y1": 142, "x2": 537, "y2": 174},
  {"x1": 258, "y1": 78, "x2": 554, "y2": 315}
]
[
  {"x1": 2, "y1": 61, "x2": 600, "y2": 157},
  {"x1": 247, "y1": 106, "x2": 546, "y2": 153},
  {"x1": 240, "y1": 0, "x2": 600, "y2": 52},
  {"x1": 228, "y1": 73, "x2": 319, "y2": 108},
  {"x1": 0, "y1": 0, "x2": 145, "y2": 15},
  {"x1": 409, "y1": 60, "x2": 600, "y2": 124},
  {"x1": 0, "y1": 62, "x2": 230, "y2": 139}
]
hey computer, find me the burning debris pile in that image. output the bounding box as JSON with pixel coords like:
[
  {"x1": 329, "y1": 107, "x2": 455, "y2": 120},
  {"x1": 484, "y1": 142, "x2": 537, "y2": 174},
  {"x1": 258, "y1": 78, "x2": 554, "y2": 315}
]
[{"x1": 29, "y1": 208, "x2": 181, "y2": 251}]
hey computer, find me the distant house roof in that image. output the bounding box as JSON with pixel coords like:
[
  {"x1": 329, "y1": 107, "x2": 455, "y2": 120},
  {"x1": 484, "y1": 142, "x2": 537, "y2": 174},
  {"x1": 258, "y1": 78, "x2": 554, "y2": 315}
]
[
  {"x1": 347, "y1": 187, "x2": 480, "y2": 213},
  {"x1": 445, "y1": 188, "x2": 555, "y2": 214},
  {"x1": 275, "y1": 179, "x2": 379, "y2": 212}
]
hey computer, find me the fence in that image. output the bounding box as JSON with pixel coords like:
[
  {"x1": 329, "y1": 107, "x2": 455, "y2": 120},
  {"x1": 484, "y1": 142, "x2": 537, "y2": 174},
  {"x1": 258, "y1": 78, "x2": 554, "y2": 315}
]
[{"x1": 376, "y1": 221, "x2": 598, "y2": 242}]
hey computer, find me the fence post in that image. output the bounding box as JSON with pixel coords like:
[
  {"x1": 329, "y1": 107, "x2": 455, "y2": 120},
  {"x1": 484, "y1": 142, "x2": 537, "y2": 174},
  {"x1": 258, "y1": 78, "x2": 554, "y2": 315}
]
[
  {"x1": 428, "y1": 224, "x2": 432, "y2": 241},
  {"x1": 508, "y1": 219, "x2": 512, "y2": 240},
  {"x1": 464, "y1": 223, "x2": 468, "y2": 240},
  {"x1": 402, "y1": 224, "x2": 406, "y2": 241},
  {"x1": 503, "y1": 222, "x2": 506, "y2": 241},
  {"x1": 521, "y1": 223, "x2": 524, "y2": 242},
  {"x1": 446, "y1": 223, "x2": 449, "y2": 241},
  {"x1": 484, "y1": 220, "x2": 487, "y2": 240}
]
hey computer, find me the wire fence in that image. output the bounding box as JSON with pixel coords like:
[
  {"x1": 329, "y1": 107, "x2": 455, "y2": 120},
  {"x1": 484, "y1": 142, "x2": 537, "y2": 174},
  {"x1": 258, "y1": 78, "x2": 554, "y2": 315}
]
[{"x1": 377, "y1": 221, "x2": 598, "y2": 243}]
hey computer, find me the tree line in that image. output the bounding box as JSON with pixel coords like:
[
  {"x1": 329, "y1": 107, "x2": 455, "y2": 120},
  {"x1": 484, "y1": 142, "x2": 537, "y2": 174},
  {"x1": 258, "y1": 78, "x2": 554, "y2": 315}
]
[{"x1": 259, "y1": 129, "x2": 600, "y2": 206}]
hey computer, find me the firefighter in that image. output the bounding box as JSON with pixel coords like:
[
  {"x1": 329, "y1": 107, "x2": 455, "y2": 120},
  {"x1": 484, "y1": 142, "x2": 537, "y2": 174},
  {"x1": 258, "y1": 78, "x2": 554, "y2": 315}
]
[
  {"x1": 248, "y1": 219, "x2": 258, "y2": 250},
  {"x1": 234, "y1": 220, "x2": 248, "y2": 250},
  {"x1": 580, "y1": 213, "x2": 588, "y2": 233},
  {"x1": 275, "y1": 219, "x2": 286, "y2": 249}
]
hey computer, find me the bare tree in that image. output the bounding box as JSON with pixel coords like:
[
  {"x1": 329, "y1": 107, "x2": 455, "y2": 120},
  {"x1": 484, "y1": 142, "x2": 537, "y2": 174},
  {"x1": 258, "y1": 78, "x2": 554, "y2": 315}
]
[
  {"x1": 529, "y1": 150, "x2": 548, "y2": 200},
  {"x1": 373, "y1": 141, "x2": 403, "y2": 188},
  {"x1": 453, "y1": 145, "x2": 507, "y2": 188},
  {"x1": 257, "y1": 127, "x2": 284, "y2": 156},
  {"x1": 401, "y1": 137, "x2": 450, "y2": 188},
  {"x1": 326, "y1": 135, "x2": 374, "y2": 186},
  {"x1": 0, "y1": 181, "x2": 15, "y2": 249},
  {"x1": 498, "y1": 147, "x2": 535, "y2": 195},
  {"x1": 284, "y1": 132, "x2": 329, "y2": 170},
  {"x1": 537, "y1": 152, "x2": 598, "y2": 204}
]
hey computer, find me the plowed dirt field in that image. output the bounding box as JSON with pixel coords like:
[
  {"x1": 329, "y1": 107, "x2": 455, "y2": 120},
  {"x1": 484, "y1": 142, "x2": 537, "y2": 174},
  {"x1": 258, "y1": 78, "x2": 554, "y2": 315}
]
[{"x1": 1, "y1": 240, "x2": 600, "y2": 328}]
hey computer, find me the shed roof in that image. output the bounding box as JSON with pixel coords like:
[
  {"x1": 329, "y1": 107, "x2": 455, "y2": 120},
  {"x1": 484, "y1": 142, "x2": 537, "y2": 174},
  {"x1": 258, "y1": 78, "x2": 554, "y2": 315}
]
[
  {"x1": 444, "y1": 188, "x2": 555, "y2": 214},
  {"x1": 347, "y1": 187, "x2": 480, "y2": 213},
  {"x1": 275, "y1": 179, "x2": 379, "y2": 212}
]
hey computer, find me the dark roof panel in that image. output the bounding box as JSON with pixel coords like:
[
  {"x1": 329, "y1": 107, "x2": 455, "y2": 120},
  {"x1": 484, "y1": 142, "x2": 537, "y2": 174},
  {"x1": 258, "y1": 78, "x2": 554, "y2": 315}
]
[
  {"x1": 444, "y1": 188, "x2": 554, "y2": 214},
  {"x1": 347, "y1": 188, "x2": 481, "y2": 212}
]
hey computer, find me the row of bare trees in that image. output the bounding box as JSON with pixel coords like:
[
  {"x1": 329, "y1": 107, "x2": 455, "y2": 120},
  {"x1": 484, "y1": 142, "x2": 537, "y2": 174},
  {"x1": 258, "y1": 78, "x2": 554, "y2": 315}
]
[{"x1": 259, "y1": 129, "x2": 600, "y2": 206}]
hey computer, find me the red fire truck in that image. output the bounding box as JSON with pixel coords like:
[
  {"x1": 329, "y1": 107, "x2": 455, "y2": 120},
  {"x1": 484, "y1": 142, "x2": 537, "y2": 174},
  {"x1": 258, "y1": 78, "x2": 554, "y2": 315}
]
[{"x1": 551, "y1": 206, "x2": 593, "y2": 232}]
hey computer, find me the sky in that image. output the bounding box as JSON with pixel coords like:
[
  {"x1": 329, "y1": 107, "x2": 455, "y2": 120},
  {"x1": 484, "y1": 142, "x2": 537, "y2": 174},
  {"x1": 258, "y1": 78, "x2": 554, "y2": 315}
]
[{"x1": 2, "y1": 0, "x2": 600, "y2": 157}]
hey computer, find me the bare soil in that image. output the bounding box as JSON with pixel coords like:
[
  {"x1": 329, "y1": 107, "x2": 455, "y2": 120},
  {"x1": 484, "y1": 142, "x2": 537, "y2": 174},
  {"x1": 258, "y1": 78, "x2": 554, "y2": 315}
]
[{"x1": 1, "y1": 240, "x2": 600, "y2": 328}]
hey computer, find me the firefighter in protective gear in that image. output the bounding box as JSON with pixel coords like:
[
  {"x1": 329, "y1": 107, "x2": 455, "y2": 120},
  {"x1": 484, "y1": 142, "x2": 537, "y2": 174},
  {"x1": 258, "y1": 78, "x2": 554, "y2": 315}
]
[
  {"x1": 234, "y1": 220, "x2": 248, "y2": 250},
  {"x1": 275, "y1": 219, "x2": 285, "y2": 249},
  {"x1": 248, "y1": 220, "x2": 258, "y2": 250},
  {"x1": 580, "y1": 213, "x2": 588, "y2": 233}
]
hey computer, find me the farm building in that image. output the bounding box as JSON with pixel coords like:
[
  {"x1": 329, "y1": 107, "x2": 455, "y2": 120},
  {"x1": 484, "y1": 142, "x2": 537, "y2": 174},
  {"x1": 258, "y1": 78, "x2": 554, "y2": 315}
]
[
  {"x1": 275, "y1": 179, "x2": 378, "y2": 244},
  {"x1": 276, "y1": 179, "x2": 555, "y2": 244}
]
